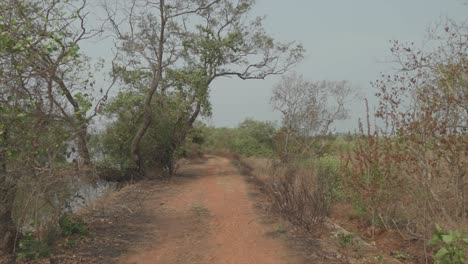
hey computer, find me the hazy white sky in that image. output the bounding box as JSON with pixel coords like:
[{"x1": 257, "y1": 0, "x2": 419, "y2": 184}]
[{"x1": 207, "y1": 0, "x2": 468, "y2": 131}]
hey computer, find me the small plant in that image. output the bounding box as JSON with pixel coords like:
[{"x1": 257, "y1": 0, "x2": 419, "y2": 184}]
[
  {"x1": 16, "y1": 233, "x2": 50, "y2": 262},
  {"x1": 274, "y1": 225, "x2": 287, "y2": 234},
  {"x1": 231, "y1": 159, "x2": 241, "y2": 168},
  {"x1": 59, "y1": 215, "x2": 88, "y2": 237},
  {"x1": 65, "y1": 238, "x2": 77, "y2": 249},
  {"x1": 430, "y1": 225, "x2": 468, "y2": 264},
  {"x1": 374, "y1": 255, "x2": 384, "y2": 263},
  {"x1": 191, "y1": 204, "x2": 210, "y2": 217},
  {"x1": 337, "y1": 232, "x2": 355, "y2": 248},
  {"x1": 392, "y1": 250, "x2": 409, "y2": 261},
  {"x1": 350, "y1": 200, "x2": 367, "y2": 219}
]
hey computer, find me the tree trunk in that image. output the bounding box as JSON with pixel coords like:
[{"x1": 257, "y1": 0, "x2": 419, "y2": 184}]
[
  {"x1": 130, "y1": 107, "x2": 152, "y2": 175},
  {"x1": 76, "y1": 124, "x2": 91, "y2": 167},
  {"x1": 458, "y1": 171, "x2": 466, "y2": 218},
  {"x1": 0, "y1": 173, "x2": 16, "y2": 255},
  {"x1": 130, "y1": 2, "x2": 166, "y2": 173},
  {"x1": 0, "y1": 209, "x2": 15, "y2": 255},
  {"x1": 160, "y1": 102, "x2": 201, "y2": 177},
  {"x1": 0, "y1": 127, "x2": 7, "y2": 173},
  {"x1": 52, "y1": 77, "x2": 92, "y2": 167}
]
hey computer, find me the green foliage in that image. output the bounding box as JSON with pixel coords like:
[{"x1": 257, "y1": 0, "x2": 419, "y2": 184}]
[
  {"x1": 273, "y1": 225, "x2": 287, "y2": 234},
  {"x1": 392, "y1": 251, "x2": 410, "y2": 261},
  {"x1": 74, "y1": 92, "x2": 93, "y2": 115},
  {"x1": 59, "y1": 215, "x2": 88, "y2": 237},
  {"x1": 16, "y1": 233, "x2": 50, "y2": 262},
  {"x1": 351, "y1": 200, "x2": 368, "y2": 218},
  {"x1": 91, "y1": 91, "x2": 144, "y2": 170},
  {"x1": 374, "y1": 255, "x2": 385, "y2": 263},
  {"x1": 430, "y1": 225, "x2": 468, "y2": 264},
  {"x1": 202, "y1": 118, "x2": 277, "y2": 157},
  {"x1": 94, "y1": 88, "x2": 207, "y2": 173},
  {"x1": 179, "y1": 122, "x2": 206, "y2": 158},
  {"x1": 0, "y1": 101, "x2": 70, "y2": 169},
  {"x1": 337, "y1": 232, "x2": 355, "y2": 248},
  {"x1": 316, "y1": 155, "x2": 343, "y2": 201}
]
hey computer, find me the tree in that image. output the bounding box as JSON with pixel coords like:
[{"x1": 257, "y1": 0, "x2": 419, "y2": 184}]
[
  {"x1": 105, "y1": 0, "x2": 304, "y2": 173},
  {"x1": 271, "y1": 73, "x2": 352, "y2": 161},
  {"x1": 96, "y1": 86, "x2": 204, "y2": 175},
  {"x1": 238, "y1": 119, "x2": 277, "y2": 149},
  {"x1": 0, "y1": 0, "x2": 106, "y2": 254},
  {"x1": 0, "y1": 0, "x2": 104, "y2": 167}
]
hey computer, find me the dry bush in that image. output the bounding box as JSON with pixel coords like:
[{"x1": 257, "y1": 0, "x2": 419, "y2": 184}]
[
  {"x1": 342, "y1": 101, "x2": 468, "y2": 242},
  {"x1": 340, "y1": 21, "x2": 468, "y2": 254},
  {"x1": 241, "y1": 158, "x2": 271, "y2": 182},
  {"x1": 12, "y1": 168, "x2": 97, "y2": 241},
  {"x1": 239, "y1": 157, "x2": 336, "y2": 231},
  {"x1": 241, "y1": 154, "x2": 343, "y2": 235},
  {"x1": 265, "y1": 161, "x2": 336, "y2": 232}
]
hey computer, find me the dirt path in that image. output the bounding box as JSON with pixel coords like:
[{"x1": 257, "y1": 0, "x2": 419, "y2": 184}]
[
  {"x1": 118, "y1": 156, "x2": 301, "y2": 264},
  {"x1": 53, "y1": 156, "x2": 402, "y2": 264}
]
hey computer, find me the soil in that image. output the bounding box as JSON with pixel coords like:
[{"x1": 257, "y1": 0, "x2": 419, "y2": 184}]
[
  {"x1": 49, "y1": 156, "x2": 330, "y2": 263},
  {"x1": 330, "y1": 203, "x2": 427, "y2": 263}
]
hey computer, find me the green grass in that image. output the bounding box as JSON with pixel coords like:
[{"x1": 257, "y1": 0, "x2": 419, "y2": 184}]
[
  {"x1": 191, "y1": 204, "x2": 210, "y2": 217},
  {"x1": 59, "y1": 215, "x2": 88, "y2": 237},
  {"x1": 274, "y1": 225, "x2": 287, "y2": 233},
  {"x1": 16, "y1": 233, "x2": 50, "y2": 262},
  {"x1": 337, "y1": 232, "x2": 355, "y2": 248}
]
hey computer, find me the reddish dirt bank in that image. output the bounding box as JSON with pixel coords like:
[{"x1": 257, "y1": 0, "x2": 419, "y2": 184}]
[{"x1": 119, "y1": 156, "x2": 301, "y2": 264}]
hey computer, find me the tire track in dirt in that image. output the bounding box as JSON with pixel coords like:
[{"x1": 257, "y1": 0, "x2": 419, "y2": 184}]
[{"x1": 119, "y1": 156, "x2": 301, "y2": 264}]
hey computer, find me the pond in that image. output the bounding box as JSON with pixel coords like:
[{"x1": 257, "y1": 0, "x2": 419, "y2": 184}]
[{"x1": 13, "y1": 175, "x2": 117, "y2": 234}]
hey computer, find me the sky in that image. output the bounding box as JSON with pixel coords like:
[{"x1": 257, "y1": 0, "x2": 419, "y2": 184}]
[
  {"x1": 82, "y1": 0, "x2": 468, "y2": 132},
  {"x1": 206, "y1": 0, "x2": 468, "y2": 131}
]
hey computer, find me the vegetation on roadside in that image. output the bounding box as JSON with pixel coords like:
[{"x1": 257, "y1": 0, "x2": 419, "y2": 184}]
[
  {"x1": 59, "y1": 215, "x2": 88, "y2": 237},
  {"x1": 201, "y1": 119, "x2": 277, "y2": 157},
  {"x1": 339, "y1": 18, "x2": 468, "y2": 262},
  {"x1": 16, "y1": 233, "x2": 50, "y2": 262},
  {"x1": 215, "y1": 16, "x2": 468, "y2": 263},
  {"x1": 430, "y1": 225, "x2": 468, "y2": 264}
]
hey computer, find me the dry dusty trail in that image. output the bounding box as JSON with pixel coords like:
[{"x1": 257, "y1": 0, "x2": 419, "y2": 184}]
[{"x1": 117, "y1": 156, "x2": 302, "y2": 264}]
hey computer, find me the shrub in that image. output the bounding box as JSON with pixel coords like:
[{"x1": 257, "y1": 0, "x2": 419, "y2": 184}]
[
  {"x1": 430, "y1": 225, "x2": 468, "y2": 264},
  {"x1": 316, "y1": 155, "x2": 343, "y2": 201},
  {"x1": 337, "y1": 232, "x2": 355, "y2": 248},
  {"x1": 59, "y1": 215, "x2": 88, "y2": 237},
  {"x1": 202, "y1": 119, "x2": 277, "y2": 157},
  {"x1": 16, "y1": 233, "x2": 50, "y2": 262},
  {"x1": 93, "y1": 91, "x2": 202, "y2": 176},
  {"x1": 266, "y1": 161, "x2": 336, "y2": 231}
]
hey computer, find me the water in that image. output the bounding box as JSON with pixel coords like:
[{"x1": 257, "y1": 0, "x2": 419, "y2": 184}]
[
  {"x1": 65, "y1": 179, "x2": 117, "y2": 213},
  {"x1": 14, "y1": 176, "x2": 117, "y2": 234}
]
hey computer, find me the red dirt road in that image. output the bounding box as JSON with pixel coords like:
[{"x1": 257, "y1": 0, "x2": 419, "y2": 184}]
[{"x1": 118, "y1": 156, "x2": 301, "y2": 264}]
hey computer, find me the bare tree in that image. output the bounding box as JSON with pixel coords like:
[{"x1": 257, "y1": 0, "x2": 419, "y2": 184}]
[{"x1": 271, "y1": 73, "x2": 352, "y2": 161}]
